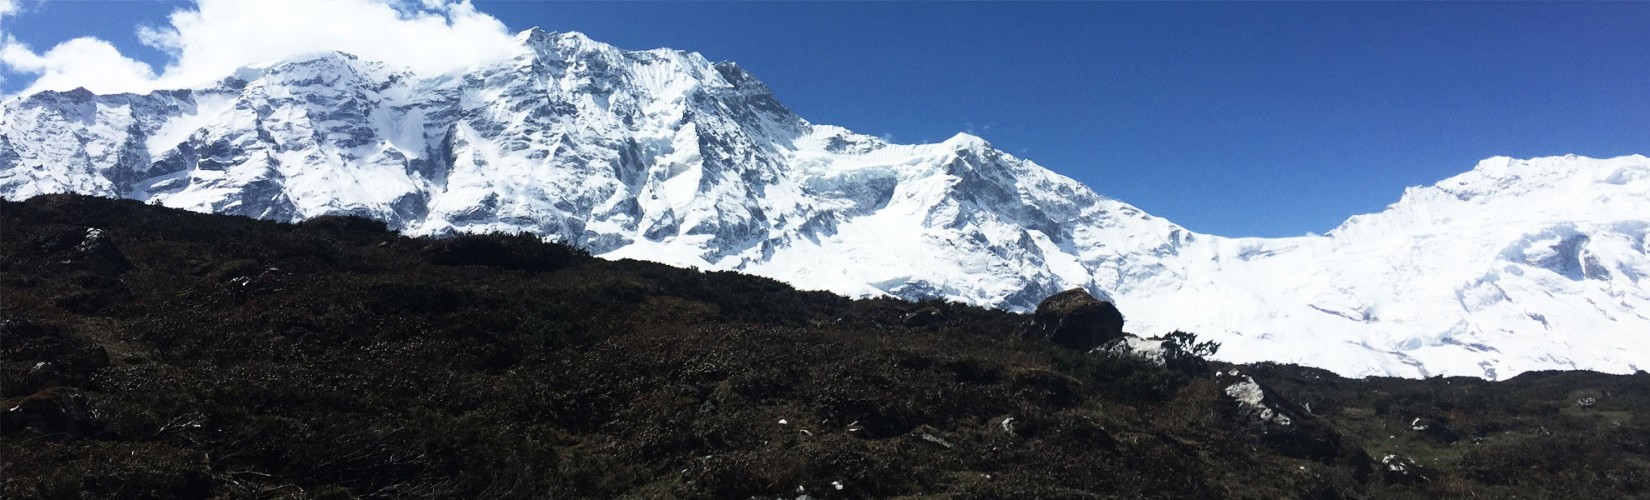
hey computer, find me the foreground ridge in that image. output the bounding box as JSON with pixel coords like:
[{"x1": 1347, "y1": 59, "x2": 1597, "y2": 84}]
[{"x1": 4, "y1": 194, "x2": 1648, "y2": 497}]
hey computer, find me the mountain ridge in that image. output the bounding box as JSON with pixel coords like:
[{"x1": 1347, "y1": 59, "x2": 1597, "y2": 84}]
[{"x1": 2, "y1": 30, "x2": 1646, "y2": 380}]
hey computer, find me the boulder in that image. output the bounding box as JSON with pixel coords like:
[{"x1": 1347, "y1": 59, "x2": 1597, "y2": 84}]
[
  {"x1": 1379, "y1": 454, "x2": 1436, "y2": 485},
  {"x1": 1, "y1": 387, "x2": 101, "y2": 438},
  {"x1": 1023, "y1": 288, "x2": 1125, "y2": 351},
  {"x1": 29, "y1": 226, "x2": 132, "y2": 277},
  {"x1": 72, "y1": 227, "x2": 132, "y2": 276},
  {"x1": 1408, "y1": 417, "x2": 1460, "y2": 444},
  {"x1": 1099, "y1": 335, "x2": 1166, "y2": 364},
  {"x1": 1220, "y1": 370, "x2": 1298, "y2": 433},
  {"x1": 1218, "y1": 370, "x2": 1372, "y2": 473}
]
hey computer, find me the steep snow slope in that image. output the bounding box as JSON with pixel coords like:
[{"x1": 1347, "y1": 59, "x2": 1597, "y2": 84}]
[
  {"x1": 1126, "y1": 155, "x2": 1650, "y2": 378},
  {"x1": 0, "y1": 29, "x2": 1185, "y2": 310},
  {"x1": 1, "y1": 29, "x2": 1644, "y2": 379}
]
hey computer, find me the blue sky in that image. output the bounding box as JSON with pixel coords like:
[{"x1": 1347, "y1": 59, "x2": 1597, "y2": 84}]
[{"x1": 3, "y1": 1, "x2": 1646, "y2": 237}]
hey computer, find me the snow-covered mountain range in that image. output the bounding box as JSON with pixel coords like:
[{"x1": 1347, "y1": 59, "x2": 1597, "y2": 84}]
[{"x1": 3, "y1": 29, "x2": 1646, "y2": 379}]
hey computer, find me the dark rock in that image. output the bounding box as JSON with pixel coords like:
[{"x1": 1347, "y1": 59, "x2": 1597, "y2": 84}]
[
  {"x1": 1408, "y1": 417, "x2": 1460, "y2": 444},
  {"x1": 73, "y1": 228, "x2": 132, "y2": 276},
  {"x1": 992, "y1": 413, "x2": 1057, "y2": 439},
  {"x1": 22, "y1": 225, "x2": 131, "y2": 277},
  {"x1": 1, "y1": 387, "x2": 101, "y2": 438},
  {"x1": 1379, "y1": 454, "x2": 1436, "y2": 485},
  {"x1": 1219, "y1": 370, "x2": 1300, "y2": 434},
  {"x1": 901, "y1": 307, "x2": 943, "y2": 328},
  {"x1": 35, "y1": 227, "x2": 135, "y2": 276},
  {"x1": 1023, "y1": 288, "x2": 1125, "y2": 351}
]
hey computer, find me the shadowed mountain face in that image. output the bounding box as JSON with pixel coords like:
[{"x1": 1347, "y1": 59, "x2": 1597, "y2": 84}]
[
  {"x1": 2, "y1": 29, "x2": 1647, "y2": 379},
  {"x1": 4, "y1": 195, "x2": 1649, "y2": 498}
]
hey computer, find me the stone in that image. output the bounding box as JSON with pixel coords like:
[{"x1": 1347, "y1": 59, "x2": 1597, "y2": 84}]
[
  {"x1": 73, "y1": 228, "x2": 132, "y2": 276},
  {"x1": 1408, "y1": 417, "x2": 1460, "y2": 444},
  {"x1": 1217, "y1": 370, "x2": 1371, "y2": 473},
  {"x1": 1, "y1": 387, "x2": 101, "y2": 438},
  {"x1": 1380, "y1": 454, "x2": 1436, "y2": 484},
  {"x1": 1023, "y1": 288, "x2": 1125, "y2": 351}
]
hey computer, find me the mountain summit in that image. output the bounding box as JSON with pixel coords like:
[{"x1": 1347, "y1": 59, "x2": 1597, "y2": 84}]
[{"x1": 2, "y1": 30, "x2": 1646, "y2": 379}]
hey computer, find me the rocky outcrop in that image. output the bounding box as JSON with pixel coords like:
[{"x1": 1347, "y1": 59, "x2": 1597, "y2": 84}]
[
  {"x1": 1217, "y1": 369, "x2": 1371, "y2": 472},
  {"x1": 69, "y1": 227, "x2": 132, "y2": 277},
  {"x1": 1379, "y1": 454, "x2": 1436, "y2": 485},
  {"x1": 1408, "y1": 417, "x2": 1461, "y2": 444},
  {"x1": 1023, "y1": 289, "x2": 1126, "y2": 351},
  {"x1": 1, "y1": 387, "x2": 101, "y2": 438}
]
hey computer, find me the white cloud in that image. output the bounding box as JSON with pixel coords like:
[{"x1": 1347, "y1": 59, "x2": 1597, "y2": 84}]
[
  {"x1": 2, "y1": 0, "x2": 521, "y2": 97},
  {"x1": 1, "y1": 37, "x2": 158, "y2": 94},
  {"x1": 0, "y1": 0, "x2": 12, "y2": 88},
  {"x1": 138, "y1": 0, "x2": 519, "y2": 88},
  {"x1": 0, "y1": 0, "x2": 20, "y2": 44}
]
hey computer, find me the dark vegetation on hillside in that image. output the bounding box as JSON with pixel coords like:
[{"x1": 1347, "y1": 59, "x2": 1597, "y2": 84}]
[{"x1": 3, "y1": 194, "x2": 1647, "y2": 499}]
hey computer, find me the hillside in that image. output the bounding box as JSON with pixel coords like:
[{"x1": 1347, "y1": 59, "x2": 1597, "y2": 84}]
[{"x1": 4, "y1": 194, "x2": 1648, "y2": 498}]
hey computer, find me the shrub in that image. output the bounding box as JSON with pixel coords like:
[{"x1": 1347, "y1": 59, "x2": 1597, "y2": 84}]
[
  {"x1": 1160, "y1": 330, "x2": 1220, "y2": 374},
  {"x1": 1050, "y1": 347, "x2": 1190, "y2": 402}
]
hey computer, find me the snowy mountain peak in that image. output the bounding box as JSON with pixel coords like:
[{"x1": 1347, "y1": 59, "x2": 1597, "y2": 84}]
[
  {"x1": 516, "y1": 28, "x2": 596, "y2": 47},
  {"x1": 942, "y1": 132, "x2": 991, "y2": 150},
  {"x1": 255, "y1": 51, "x2": 391, "y2": 83},
  {"x1": 513, "y1": 29, "x2": 700, "y2": 69},
  {"x1": 1, "y1": 31, "x2": 1644, "y2": 381},
  {"x1": 520, "y1": 29, "x2": 620, "y2": 59}
]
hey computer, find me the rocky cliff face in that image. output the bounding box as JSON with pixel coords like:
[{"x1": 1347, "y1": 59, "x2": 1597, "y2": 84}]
[{"x1": 3, "y1": 29, "x2": 1646, "y2": 379}]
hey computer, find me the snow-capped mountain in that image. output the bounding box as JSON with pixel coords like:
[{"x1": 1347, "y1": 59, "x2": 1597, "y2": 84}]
[
  {"x1": 1126, "y1": 155, "x2": 1650, "y2": 379},
  {"x1": 2, "y1": 29, "x2": 1645, "y2": 379}
]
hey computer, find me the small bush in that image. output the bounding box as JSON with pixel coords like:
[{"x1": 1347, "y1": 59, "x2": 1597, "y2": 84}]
[{"x1": 1161, "y1": 330, "x2": 1220, "y2": 374}]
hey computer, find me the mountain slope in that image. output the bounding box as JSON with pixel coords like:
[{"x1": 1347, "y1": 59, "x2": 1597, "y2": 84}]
[
  {"x1": 1128, "y1": 155, "x2": 1650, "y2": 379},
  {"x1": 2, "y1": 29, "x2": 1646, "y2": 379},
  {"x1": 0, "y1": 29, "x2": 1187, "y2": 315}
]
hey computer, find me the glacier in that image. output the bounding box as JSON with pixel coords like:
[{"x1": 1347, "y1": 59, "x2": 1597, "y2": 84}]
[{"x1": 2, "y1": 29, "x2": 1646, "y2": 379}]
